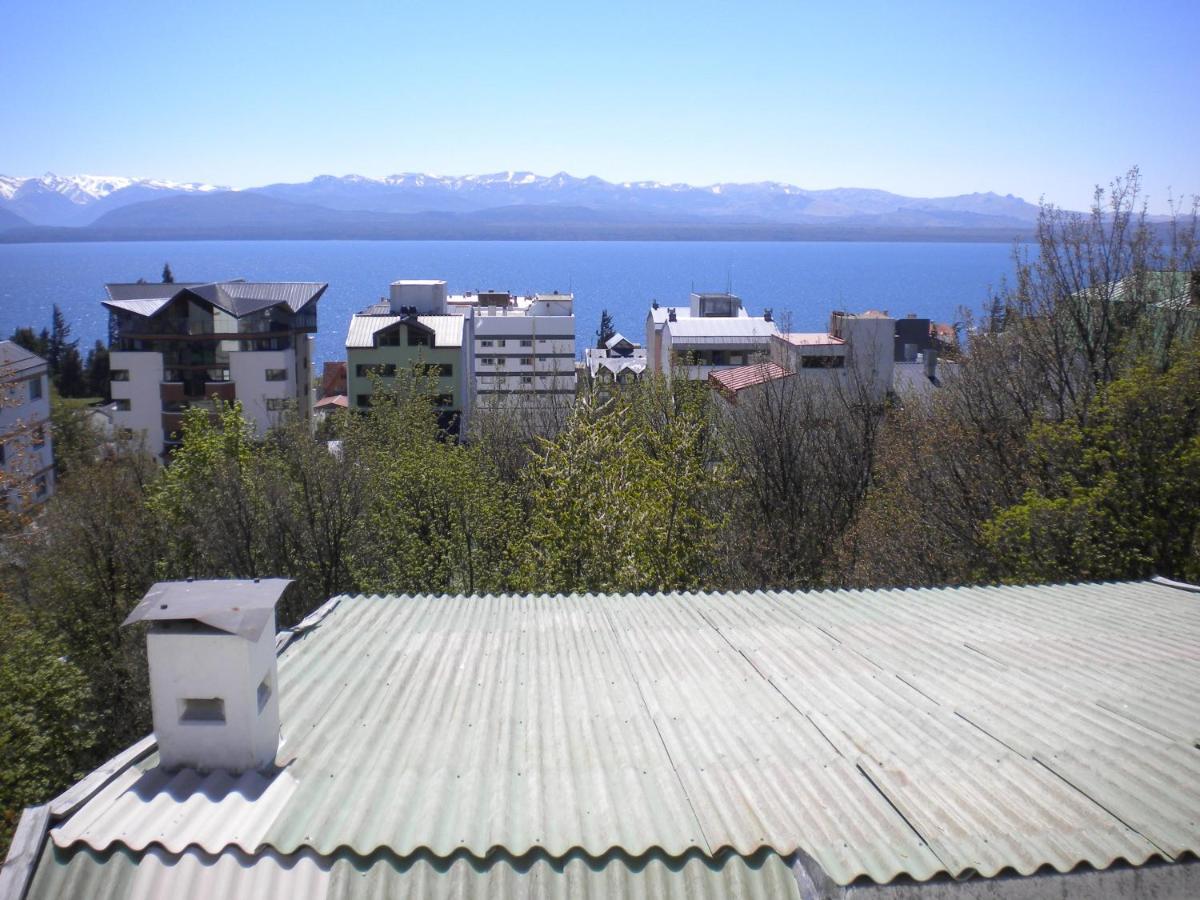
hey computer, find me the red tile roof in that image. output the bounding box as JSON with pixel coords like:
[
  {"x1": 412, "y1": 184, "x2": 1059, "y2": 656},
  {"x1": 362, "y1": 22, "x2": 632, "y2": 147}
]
[{"x1": 708, "y1": 362, "x2": 794, "y2": 398}]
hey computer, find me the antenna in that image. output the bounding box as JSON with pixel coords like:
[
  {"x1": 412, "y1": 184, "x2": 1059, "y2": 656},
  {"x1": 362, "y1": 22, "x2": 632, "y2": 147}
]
[{"x1": 726, "y1": 264, "x2": 733, "y2": 297}]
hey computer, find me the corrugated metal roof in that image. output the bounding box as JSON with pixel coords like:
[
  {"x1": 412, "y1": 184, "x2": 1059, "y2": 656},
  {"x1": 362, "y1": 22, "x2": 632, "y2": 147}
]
[
  {"x1": 103, "y1": 282, "x2": 326, "y2": 319},
  {"x1": 345, "y1": 314, "x2": 464, "y2": 349},
  {"x1": 26, "y1": 846, "x2": 802, "y2": 900},
  {"x1": 34, "y1": 580, "x2": 1200, "y2": 895}
]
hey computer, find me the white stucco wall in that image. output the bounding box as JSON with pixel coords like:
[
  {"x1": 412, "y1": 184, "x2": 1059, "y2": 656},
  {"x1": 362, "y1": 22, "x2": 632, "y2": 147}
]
[
  {"x1": 110, "y1": 351, "x2": 166, "y2": 458},
  {"x1": 229, "y1": 348, "x2": 299, "y2": 438}
]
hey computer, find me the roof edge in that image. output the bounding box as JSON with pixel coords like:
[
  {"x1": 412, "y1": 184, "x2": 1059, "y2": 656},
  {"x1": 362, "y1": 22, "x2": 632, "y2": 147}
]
[
  {"x1": 1150, "y1": 575, "x2": 1200, "y2": 594},
  {"x1": 0, "y1": 804, "x2": 49, "y2": 900}
]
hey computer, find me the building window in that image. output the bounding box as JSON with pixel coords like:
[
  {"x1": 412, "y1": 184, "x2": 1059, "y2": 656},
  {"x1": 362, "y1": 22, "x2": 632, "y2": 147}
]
[
  {"x1": 433, "y1": 393, "x2": 453, "y2": 408},
  {"x1": 265, "y1": 368, "x2": 288, "y2": 381},
  {"x1": 521, "y1": 376, "x2": 533, "y2": 384},
  {"x1": 376, "y1": 329, "x2": 400, "y2": 347},
  {"x1": 480, "y1": 357, "x2": 495, "y2": 366},
  {"x1": 519, "y1": 357, "x2": 533, "y2": 366},
  {"x1": 801, "y1": 355, "x2": 845, "y2": 369},
  {"x1": 356, "y1": 394, "x2": 372, "y2": 408},
  {"x1": 407, "y1": 330, "x2": 430, "y2": 347},
  {"x1": 495, "y1": 357, "x2": 507, "y2": 367},
  {"x1": 520, "y1": 339, "x2": 533, "y2": 347},
  {"x1": 265, "y1": 398, "x2": 288, "y2": 411},
  {"x1": 426, "y1": 364, "x2": 453, "y2": 377},
  {"x1": 29, "y1": 376, "x2": 43, "y2": 400},
  {"x1": 480, "y1": 340, "x2": 494, "y2": 348},
  {"x1": 496, "y1": 339, "x2": 507, "y2": 347},
  {"x1": 113, "y1": 399, "x2": 132, "y2": 411},
  {"x1": 356, "y1": 364, "x2": 397, "y2": 378},
  {"x1": 110, "y1": 369, "x2": 130, "y2": 382},
  {"x1": 32, "y1": 426, "x2": 45, "y2": 449}
]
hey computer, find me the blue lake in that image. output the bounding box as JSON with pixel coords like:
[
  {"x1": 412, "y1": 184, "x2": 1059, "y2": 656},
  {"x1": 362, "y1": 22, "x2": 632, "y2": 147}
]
[{"x1": 0, "y1": 240, "x2": 1020, "y2": 365}]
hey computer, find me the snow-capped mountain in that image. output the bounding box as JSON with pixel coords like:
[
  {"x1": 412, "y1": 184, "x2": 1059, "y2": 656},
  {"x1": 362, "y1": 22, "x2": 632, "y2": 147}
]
[
  {"x1": 0, "y1": 173, "x2": 227, "y2": 225},
  {"x1": 0, "y1": 169, "x2": 1043, "y2": 236},
  {"x1": 250, "y1": 171, "x2": 1041, "y2": 225}
]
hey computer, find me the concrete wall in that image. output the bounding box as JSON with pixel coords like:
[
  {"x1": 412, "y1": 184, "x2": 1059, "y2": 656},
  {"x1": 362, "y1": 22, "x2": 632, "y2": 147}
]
[
  {"x1": 229, "y1": 348, "x2": 297, "y2": 438},
  {"x1": 110, "y1": 350, "x2": 166, "y2": 458},
  {"x1": 473, "y1": 313, "x2": 576, "y2": 409}
]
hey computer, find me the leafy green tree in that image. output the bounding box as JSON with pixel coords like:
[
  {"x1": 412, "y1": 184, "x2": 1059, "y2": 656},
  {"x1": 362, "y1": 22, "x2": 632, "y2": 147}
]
[
  {"x1": 346, "y1": 370, "x2": 520, "y2": 596},
  {"x1": 984, "y1": 348, "x2": 1200, "y2": 583},
  {"x1": 56, "y1": 344, "x2": 87, "y2": 397},
  {"x1": 520, "y1": 375, "x2": 730, "y2": 593},
  {"x1": 162, "y1": 262, "x2": 175, "y2": 284},
  {"x1": 0, "y1": 594, "x2": 96, "y2": 852}
]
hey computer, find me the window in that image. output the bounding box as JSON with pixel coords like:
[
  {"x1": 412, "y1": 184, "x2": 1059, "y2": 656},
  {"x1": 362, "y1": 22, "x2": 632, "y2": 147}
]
[
  {"x1": 376, "y1": 329, "x2": 400, "y2": 347},
  {"x1": 496, "y1": 339, "x2": 507, "y2": 347},
  {"x1": 266, "y1": 398, "x2": 288, "y2": 411},
  {"x1": 433, "y1": 393, "x2": 454, "y2": 408},
  {"x1": 110, "y1": 369, "x2": 130, "y2": 382},
  {"x1": 29, "y1": 376, "x2": 43, "y2": 401},
  {"x1": 480, "y1": 357, "x2": 495, "y2": 366},
  {"x1": 180, "y1": 697, "x2": 225, "y2": 724},
  {"x1": 427, "y1": 363, "x2": 453, "y2": 377},
  {"x1": 265, "y1": 368, "x2": 288, "y2": 381},
  {"x1": 495, "y1": 357, "x2": 507, "y2": 367},
  {"x1": 407, "y1": 330, "x2": 430, "y2": 347},
  {"x1": 480, "y1": 339, "x2": 495, "y2": 348},
  {"x1": 356, "y1": 364, "x2": 396, "y2": 378},
  {"x1": 356, "y1": 394, "x2": 372, "y2": 408},
  {"x1": 521, "y1": 376, "x2": 533, "y2": 384},
  {"x1": 519, "y1": 357, "x2": 533, "y2": 366},
  {"x1": 113, "y1": 399, "x2": 131, "y2": 411},
  {"x1": 520, "y1": 339, "x2": 533, "y2": 347},
  {"x1": 32, "y1": 426, "x2": 45, "y2": 449},
  {"x1": 801, "y1": 355, "x2": 845, "y2": 369}
]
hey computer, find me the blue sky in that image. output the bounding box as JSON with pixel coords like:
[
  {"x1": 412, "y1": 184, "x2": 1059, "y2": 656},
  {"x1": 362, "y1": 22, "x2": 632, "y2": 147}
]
[{"x1": 2, "y1": 0, "x2": 1196, "y2": 210}]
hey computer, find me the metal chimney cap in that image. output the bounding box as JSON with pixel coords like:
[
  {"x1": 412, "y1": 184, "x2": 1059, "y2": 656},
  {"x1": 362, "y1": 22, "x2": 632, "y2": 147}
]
[{"x1": 122, "y1": 578, "x2": 294, "y2": 640}]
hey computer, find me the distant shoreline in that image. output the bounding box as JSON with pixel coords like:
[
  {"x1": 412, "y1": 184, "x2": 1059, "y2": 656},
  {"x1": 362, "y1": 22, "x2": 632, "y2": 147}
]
[{"x1": 0, "y1": 225, "x2": 1036, "y2": 245}]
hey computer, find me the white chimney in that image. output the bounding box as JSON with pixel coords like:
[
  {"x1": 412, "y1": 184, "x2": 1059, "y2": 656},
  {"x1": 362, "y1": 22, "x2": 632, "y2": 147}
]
[{"x1": 123, "y1": 578, "x2": 294, "y2": 773}]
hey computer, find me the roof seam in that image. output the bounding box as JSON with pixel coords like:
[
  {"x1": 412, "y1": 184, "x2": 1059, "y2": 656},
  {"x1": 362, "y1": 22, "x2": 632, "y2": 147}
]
[
  {"x1": 595, "y1": 601, "x2": 714, "y2": 856},
  {"x1": 1031, "y1": 756, "x2": 1176, "y2": 862}
]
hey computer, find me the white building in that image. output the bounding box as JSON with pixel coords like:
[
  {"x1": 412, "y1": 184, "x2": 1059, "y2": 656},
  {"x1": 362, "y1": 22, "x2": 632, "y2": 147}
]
[
  {"x1": 769, "y1": 310, "x2": 897, "y2": 403},
  {"x1": 446, "y1": 289, "x2": 576, "y2": 413},
  {"x1": 103, "y1": 281, "x2": 326, "y2": 460},
  {"x1": 645, "y1": 292, "x2": 777, "y2": 379},
  {"x1": 582, "y1": 333, "x2": 648, "y2": 399},
  {"x1": 0, "y1": 341, "x2": 54, "y2": 509}
]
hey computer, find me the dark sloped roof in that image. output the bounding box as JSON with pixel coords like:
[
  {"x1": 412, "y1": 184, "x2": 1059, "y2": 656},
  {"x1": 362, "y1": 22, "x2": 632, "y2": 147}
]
[
  {"x1": 14, "y1": 579, "x2": 1200, "y2": 898},
  {"x1": 102, "y1": 281, "x2": 327, "y2": 319}
]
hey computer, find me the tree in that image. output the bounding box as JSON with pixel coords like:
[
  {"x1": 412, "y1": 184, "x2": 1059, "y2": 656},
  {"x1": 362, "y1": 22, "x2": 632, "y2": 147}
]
[
  {"x1": 56, "y1": 345, "x2": 87, "y2": 397},
  {"x1": 984, "y1": 348, "x2": 1200, "y2": 583},
  {"x1": 45, "y1": 304, "x2": 79, "y2": 388},
  {"x1": 0, "y1": 594, "x2": 96, "y2": 852},
  {"x1": 519, "y1": 374, "x2": 730, "y2": 593},
  {"x1": 596, "y1": 308, "x2": 615, "y2": 348},
  {"x1": 9, "y1": 326, "x2": 48, "y2": 359},
  {"x1": 85, "y1": 340, "x2": 111, "y2": 399},
  {"x1": 162, "y1": 262, "x2": 175, "y2": 284}
]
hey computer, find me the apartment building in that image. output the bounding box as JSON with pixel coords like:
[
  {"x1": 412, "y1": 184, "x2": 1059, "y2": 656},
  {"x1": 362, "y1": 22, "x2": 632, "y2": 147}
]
[
  {"x1": 103, "y1": 280, "x2": 326, "y2": 459},
  {"x1": 769, "y1": 309, "x2": 897, "y2": 402},
  {"x1": 645, "y1": 292, "x2": 777, "y2": 378},
  {"x1": 345, "y1": 280, "x2": 468, "y2": 434},
  {"x1": 447, "y1": 289, "x2": 576, "y2": 413},
  {"x1": 582, "y1": 333, "x2": 648, "y2": 401},
  {"x1": 0, "y1": 341, "x2": 54, "y2": 508}
]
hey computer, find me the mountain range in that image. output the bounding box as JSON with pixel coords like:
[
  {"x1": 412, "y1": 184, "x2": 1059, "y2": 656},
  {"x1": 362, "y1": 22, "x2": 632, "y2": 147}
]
[{"x1": 0, "y1": 171, "x2": 1044, "y2": 242}]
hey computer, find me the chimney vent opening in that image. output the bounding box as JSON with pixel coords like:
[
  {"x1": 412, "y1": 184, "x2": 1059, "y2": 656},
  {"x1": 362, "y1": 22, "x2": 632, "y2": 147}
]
[{"x1": 180, "y1": 697, "x2": 226, "y2": 724}]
